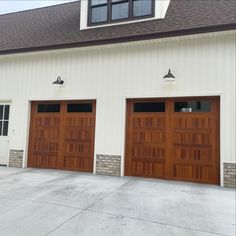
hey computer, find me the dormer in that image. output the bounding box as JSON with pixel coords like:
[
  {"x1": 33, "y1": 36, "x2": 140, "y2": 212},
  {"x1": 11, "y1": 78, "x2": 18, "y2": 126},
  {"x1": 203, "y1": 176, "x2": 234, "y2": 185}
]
[{"x1": 80, "y1": 0, "x2": 171, "y2": 30}]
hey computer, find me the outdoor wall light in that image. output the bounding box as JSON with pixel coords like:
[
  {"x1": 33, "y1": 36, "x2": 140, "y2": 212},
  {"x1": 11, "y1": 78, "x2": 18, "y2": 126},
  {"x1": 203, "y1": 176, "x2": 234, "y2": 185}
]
[
  {"x1": 163, "y1": 69, "x2": 175, "y2": 81},
  {"x1": 52, "y1": 76, "x2": 64, "y2": 85}
]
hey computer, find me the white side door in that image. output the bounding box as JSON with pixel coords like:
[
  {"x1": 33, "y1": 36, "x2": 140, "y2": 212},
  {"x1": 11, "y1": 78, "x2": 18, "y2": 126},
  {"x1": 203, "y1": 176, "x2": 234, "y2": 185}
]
[{"x1": 0, "y1": 104, "x2": 10, "y2": 166}]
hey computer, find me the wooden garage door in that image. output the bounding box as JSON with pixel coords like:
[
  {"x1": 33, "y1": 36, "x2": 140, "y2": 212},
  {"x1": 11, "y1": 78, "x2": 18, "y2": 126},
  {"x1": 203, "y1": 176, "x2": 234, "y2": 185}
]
[
  {"x1": 28, "y1": 101, "x2": 96, "y2": 172},
  {"x1": 125, "y1": 97, "x2": 220, "y2": 184}
]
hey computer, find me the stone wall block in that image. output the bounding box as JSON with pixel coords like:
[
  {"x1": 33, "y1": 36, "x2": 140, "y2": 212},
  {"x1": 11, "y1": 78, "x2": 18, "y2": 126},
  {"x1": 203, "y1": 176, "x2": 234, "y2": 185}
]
[
  {"x1": 96, "y1": 154, "x2": 121, "y2": 177},
  {"x1": 9, "y1": 150, "x2": 23, "y2": 168},
  {"x1": 224, "y1": 163, "x2": 236, "y2": 188}
]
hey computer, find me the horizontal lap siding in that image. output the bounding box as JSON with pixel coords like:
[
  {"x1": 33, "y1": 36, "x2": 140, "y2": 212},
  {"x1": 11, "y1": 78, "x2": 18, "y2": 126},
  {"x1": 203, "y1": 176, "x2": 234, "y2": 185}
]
[{"x1": 0, "y1": 32, "x2": 235, "y2": 169}]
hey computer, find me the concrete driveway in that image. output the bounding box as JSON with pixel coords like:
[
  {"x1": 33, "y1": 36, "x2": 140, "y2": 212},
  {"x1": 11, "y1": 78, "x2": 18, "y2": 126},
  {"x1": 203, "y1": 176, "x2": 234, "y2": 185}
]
[{"x1": 0, "y1": 167, "x2": 235, "y2": 236}]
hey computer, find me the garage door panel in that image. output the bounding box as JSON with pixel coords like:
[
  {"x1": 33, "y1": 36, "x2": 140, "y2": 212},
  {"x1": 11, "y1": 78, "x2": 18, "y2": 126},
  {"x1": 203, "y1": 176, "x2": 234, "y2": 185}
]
[
  {"x1": 132, "y1": 131, "x2": 166, "y2": 144},
  {"x1": 132, "y1": 145, "x2": 165, "y2": 159},
  {"x1": 132, "y1": 116, "x2": 166, "y2": 129},
  {"x1": 65, "y1": 116, "x2": 94, "y2": 127},
  {"x1": 34, "y1": 128, "x2": 60, "y2": 140},
  {"x1": 30, "y1": 145, "x2": 60, "y2": 169},
  {"x1": 63, "y1": 142, "x2": 92, "y2": 156},
  {"x1": 131, "y1": 161, "x2": 165, "y2": 178},
  {"x1": 153, "y1": 147, "x2": 165, "y2": 159},
  {"x1": 63, "y1": 156, "x2": 91, "y2": 171},
  {"x1": 173, "y1": 132, "x2": 211, "y2": 145},
  {"x1": 62, "y1": 105, "x2": 95, "y2": 172},
  {"x1": 33, "y1": 142, "x2": 59, "y2": 150},
  {"x1": 173, "y1": 147, "x2": 212, "y2": 162},
  {"x1": 133, "y1": 162, "x2": 150, "y2": 176},
  {"x1": 63, "y1": 156, "x2": 80, "y2": 170},
  {"x1": 35, "y1": 155, "x2": 58, "y2": 169},
  {"x1": 126, "y1": 100, "x2": 167, "y2": 179},
  {"x1": 173, "y1": 165, "x2": 213, "y2": 183},
  {"x1": 28, "y1": 101, "x2": 96, "y2": 172},
  {"x1": 169, "y1": 98, "x2": 219, "y2": 184},
  {"x1": 64, "y1": 129, "x2": 93, "y2": 141},
  {"x1": 125, "y1": 97, "x2": 220, "y2": 185},
  {"x1": 35, "y1": 116, "x2": 60, "y2": 127},
  {"x1": 173, "y1": 116, "x2": 212, "y2": 129},
  {"x1": 152, "y1": 163, "x2": 165, "y2": 178},
  {"x1": 127, "y1": 152, "x2": 166, "y2": 178},
  {"x1": 173, "y1": 165, "x2": 193, "y2": 180}
]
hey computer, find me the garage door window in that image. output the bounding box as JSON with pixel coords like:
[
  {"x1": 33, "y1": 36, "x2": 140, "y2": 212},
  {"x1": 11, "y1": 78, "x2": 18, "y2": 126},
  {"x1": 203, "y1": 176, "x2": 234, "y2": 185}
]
[
  {"x1": 67, "y1": 104, "x2": 93, "y2": 113},
  {"x1": 38, "y1": 104, "x2": 60, "y2": 113},
  {"x1": 134, "y1": 102, "x2": 165, "y2": 112},
  {"x1": 0, "y1": 105, "x2": 10, "y2": 136},
  {"x1": 174, "y1": 100, "x2": 211, "y2": 112}
]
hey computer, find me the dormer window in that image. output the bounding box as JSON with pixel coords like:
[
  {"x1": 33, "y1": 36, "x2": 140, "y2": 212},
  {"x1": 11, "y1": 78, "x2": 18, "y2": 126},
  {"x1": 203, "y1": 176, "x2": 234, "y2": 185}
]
[{"x1": 88, "y1": 0, "x2": 154, "y2": 25}]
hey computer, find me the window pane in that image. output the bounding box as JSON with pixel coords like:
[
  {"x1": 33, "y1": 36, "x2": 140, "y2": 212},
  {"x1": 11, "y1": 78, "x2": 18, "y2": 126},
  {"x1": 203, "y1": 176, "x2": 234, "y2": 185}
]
[
  {"x1": 112, "y1": 2, "x2": 129, "y2": 20},
  {"x1": 174, "y1": 101, "x2": 211, "y2": 112},
  {"x1": 133, "y1": 0, "x2": 152, "y2": 17},
  {"x1": 0, "y1": 121, "x2": 2, "y2": 135},
  {"x1": 67, "y1": 104, "x2": 93, "y2": 113},
  {"x1": 91, "y1": 0, "x2": 107, "y2": 6},
  {"x1": 38, "y1": 104, "x2": 60, "y2": 113},
  {"x1": 4, "y1": 105, "x2": 10, "y2": 120},
  {"x1": 134, "y1": 102, "x2": 165, "y2": 112},
  {"x1": 91, "y1": 6, "x2": 108, "y2": 23},
  {"x1": 0, "y1": 106, "x2": 3, "y2": 120},
  {"x1": 3, "y1": 121, "x2": 8, "y2": 136}
]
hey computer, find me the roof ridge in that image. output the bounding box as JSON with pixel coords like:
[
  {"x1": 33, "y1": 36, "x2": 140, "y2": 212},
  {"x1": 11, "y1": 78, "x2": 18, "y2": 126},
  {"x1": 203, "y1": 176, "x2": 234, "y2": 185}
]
[{"x1": 0, "y1": 0, "x2": 79, "y2": 17}]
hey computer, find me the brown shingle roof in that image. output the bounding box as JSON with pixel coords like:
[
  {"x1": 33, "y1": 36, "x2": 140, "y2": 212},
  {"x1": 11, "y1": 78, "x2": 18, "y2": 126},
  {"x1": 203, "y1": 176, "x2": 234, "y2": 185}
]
[{"x1": 0, "y1": 0, "x2": 235, "y2": 55}]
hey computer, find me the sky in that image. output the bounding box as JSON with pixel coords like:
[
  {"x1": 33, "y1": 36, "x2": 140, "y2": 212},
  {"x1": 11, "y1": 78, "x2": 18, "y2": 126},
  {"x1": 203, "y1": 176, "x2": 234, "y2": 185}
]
[{"x1": 0, "y1": 0, "x2": 77, "y2": 15}]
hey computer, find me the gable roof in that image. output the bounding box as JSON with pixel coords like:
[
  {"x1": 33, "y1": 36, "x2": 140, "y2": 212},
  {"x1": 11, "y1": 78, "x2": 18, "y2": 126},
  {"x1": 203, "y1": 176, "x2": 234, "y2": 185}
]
[{"x1": 0, "y1": 0, "x2": 235, "y2": 55}]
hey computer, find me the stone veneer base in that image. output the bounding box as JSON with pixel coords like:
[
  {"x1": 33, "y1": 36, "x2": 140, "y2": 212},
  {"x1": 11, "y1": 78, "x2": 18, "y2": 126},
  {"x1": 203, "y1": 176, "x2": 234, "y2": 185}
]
[
  {"x1": 96, "y1": 154, "x2": 121, "y2": 177},
  {"x1": 9, "y1": 150, "x2": 23, "y2": 168},
  {"x1": 224, "y1": 163, "x2": 236, "y2": 188}
]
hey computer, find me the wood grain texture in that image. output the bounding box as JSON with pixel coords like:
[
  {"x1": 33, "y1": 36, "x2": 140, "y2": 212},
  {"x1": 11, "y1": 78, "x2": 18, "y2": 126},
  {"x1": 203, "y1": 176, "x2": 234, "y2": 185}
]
[
  {"x1": 125, "y1": 97, "x2": 220, "y2": 184},
  {"x1": 28, "y1": 101, "x2": 96, "y2": 172}
]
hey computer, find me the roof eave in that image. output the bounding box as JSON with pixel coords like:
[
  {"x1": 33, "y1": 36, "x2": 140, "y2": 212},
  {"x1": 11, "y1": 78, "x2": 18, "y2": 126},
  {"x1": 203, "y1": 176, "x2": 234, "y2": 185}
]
[{"x1": 0, "y1": 23, "x2": 235, "y2": 56}]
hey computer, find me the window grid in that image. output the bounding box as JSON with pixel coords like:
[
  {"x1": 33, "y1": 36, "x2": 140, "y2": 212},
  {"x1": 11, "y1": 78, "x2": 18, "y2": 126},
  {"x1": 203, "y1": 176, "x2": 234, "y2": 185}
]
[
  {"x1": 88, "y1": 0, "x2": 154, "y2": 26},
  {"x1": 0, "y1": 105, "x2": 10, "y2": 137}
]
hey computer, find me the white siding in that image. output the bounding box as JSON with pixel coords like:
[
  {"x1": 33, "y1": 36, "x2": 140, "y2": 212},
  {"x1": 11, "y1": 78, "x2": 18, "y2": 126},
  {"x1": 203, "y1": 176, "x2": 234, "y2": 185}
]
[{"x1": 0, "y1": 31, "x2": 235, "y2": 175}]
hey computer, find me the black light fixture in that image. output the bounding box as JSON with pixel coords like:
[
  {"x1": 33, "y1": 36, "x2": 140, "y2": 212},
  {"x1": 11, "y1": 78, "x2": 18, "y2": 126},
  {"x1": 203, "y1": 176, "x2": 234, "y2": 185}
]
[
  {"x1": 163, "y1": 69, "x2": 175, "y2": 81},
  {"x1": 52, "y1": 76, "x2": 64, "y2": 85}
]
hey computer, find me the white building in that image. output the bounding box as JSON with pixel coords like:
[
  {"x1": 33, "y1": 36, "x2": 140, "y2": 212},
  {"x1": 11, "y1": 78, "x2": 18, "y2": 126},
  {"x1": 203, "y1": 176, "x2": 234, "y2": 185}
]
[{"x1": 0, "y1": 0, "x2": 235, "y2": 187}]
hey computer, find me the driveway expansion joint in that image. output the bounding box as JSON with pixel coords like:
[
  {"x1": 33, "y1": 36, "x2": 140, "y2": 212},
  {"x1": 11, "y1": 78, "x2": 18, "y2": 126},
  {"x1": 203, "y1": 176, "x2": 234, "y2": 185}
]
[{"x1": 86, "y1": 209, "x2": 227, "y2": 236}]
